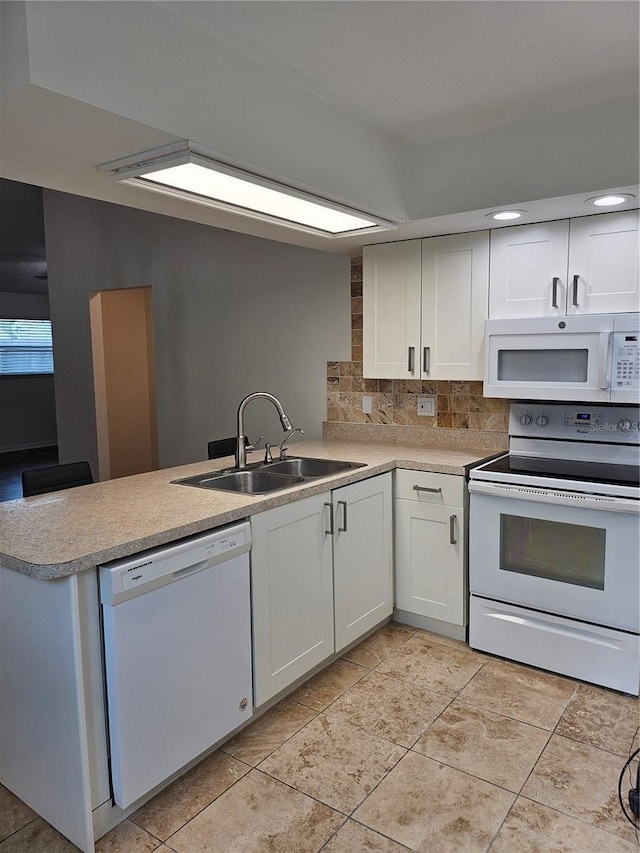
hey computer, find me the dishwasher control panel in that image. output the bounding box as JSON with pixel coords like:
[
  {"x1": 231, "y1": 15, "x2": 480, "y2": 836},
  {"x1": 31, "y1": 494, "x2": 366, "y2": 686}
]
[{"x1": 99, "y1": 522, "x2": 251, "y2": 605}]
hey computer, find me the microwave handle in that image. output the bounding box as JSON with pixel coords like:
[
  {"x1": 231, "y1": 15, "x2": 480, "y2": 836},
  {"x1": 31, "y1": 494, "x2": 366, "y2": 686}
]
[{"x1": 598, "y1": 332, "x2": 612, "y2": 390}]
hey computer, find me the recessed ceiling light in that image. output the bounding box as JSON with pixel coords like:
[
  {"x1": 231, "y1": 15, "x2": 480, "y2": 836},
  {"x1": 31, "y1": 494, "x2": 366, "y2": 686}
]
[
  {"x1": 587, "y1": 193, "x2": 635, "y2": 208},
  {"x1": 484, "y1": 210, "x2": 527, "y2": 221},
  {"x1": 98, "y1": 142, "x2": 400, "y2": 238}
]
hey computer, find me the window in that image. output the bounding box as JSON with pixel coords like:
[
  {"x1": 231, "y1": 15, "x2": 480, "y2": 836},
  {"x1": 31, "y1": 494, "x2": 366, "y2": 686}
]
[{"x1": 0, "y1": 319, "x2": 54, "y2": 375}]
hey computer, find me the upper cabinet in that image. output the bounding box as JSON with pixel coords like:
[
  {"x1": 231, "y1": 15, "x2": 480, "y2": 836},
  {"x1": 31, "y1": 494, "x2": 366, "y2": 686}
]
[
  {"x1": 489, "y1": 210, "x2": 639, "y2": 319},
  {"x1": 363, "y1": 232, "x2": 489, "y2": 380}
]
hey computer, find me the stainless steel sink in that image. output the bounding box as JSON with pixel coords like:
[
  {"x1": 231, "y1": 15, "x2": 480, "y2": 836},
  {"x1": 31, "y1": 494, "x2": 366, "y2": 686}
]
[
  {"x1": 265, "y1": 457, "x2": 366, "y2": 478},
  {"x1": 172, "y1": 456, "x2": 366, "y2": 495},
  {"x1": 172, "y1": 469, "x2": 304, "y2": 495}
]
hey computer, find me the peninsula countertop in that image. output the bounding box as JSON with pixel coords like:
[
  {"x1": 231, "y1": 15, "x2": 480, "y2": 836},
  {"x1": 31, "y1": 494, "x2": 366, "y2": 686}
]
[{"x1": 0, "y1": 439, "x2": 498, "y2": 580}]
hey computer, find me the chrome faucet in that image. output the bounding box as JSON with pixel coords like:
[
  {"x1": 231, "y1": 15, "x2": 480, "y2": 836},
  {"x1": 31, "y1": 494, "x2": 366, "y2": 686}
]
[
  {"x1": 235, "y1": 392, "x2": 293, "y2": 469},
  {"x1": 278, "y1": 427, "x2": 305, "y2": 460}
]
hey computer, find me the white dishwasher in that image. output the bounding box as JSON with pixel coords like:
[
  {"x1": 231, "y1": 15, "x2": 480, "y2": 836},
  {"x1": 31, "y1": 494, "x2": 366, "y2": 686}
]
[{"x1": 99, "y1": 521, "x2": 252, "y2": 809}]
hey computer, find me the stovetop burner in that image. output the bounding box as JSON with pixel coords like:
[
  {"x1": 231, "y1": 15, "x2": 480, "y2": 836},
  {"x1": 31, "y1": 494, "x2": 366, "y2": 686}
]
[{"x1": 479, "y1": 453, "x2": 640, "y2": 489}]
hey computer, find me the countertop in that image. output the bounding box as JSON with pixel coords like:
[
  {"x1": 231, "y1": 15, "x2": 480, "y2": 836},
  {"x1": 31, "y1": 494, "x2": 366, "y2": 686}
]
[{"x1": 0, "y1": 439, "x2": 497, "y2": 580}]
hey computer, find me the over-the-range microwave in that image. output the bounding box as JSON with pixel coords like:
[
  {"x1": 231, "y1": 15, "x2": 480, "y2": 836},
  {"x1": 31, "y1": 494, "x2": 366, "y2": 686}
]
[{"x1": 484, "y1": 312, "x2": 639, "y2": 403}]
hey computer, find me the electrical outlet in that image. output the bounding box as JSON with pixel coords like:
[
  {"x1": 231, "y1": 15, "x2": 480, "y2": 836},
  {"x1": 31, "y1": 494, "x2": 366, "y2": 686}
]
[
  {"x1": 362, "y1": 395, "x2": 372, "y2": 414},
  {"x1": 417, "y1": 396, "x2": 435, "y2": 416}
]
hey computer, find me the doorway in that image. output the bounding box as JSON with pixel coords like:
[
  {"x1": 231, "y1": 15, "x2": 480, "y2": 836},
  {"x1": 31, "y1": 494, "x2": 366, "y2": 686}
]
[{"x1": 89, "y1": 287, "x2": 159, "y2": 480}]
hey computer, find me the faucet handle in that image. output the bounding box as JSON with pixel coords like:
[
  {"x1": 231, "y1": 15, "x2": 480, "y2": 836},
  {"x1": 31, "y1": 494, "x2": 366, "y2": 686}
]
[{"x1": 247, "y1": 434, "x2": 264, "y2": 453}]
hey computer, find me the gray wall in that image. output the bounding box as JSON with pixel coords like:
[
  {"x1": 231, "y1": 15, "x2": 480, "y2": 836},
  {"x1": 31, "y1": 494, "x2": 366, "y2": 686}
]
[
  {"x1": 42, "y1": 191, "x2": 350, "y2": 476},
  {"x1": 0, "y1": 292, "x2": 57, "y2": 453}
]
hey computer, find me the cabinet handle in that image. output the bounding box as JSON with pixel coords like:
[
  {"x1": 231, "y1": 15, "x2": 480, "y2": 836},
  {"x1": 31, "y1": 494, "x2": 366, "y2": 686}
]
[
  {"x1": 449, "y1": 514, "x2": 457, "y2": 545},
  {"x1": 324, "y1": 502, "x2": 334, "y2": 535},
  {"x1": 408, "y1": 346, "x2": 415, "y2": 374},
  {"x1": 413, "y1": 485, "x2": 442, "y2": 494},
  {"x1": 337, "y1": 500, "x2": 348, "y2": 532},
  {"x1": 423, "y1": 346, "x2": 430, "y2": 374},
  {"x1": 572, "y1": 274, "x2": 579, "y2": 307},
  {"x1": 551, "y1": 277, "x2": 560, "y2": 309}
]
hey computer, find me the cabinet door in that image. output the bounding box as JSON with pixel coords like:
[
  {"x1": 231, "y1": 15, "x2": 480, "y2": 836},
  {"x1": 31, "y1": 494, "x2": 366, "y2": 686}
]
[
  {"x1": 421, "y1": 231, "x2": 489, "y2": 380},
  {"x1": 363, "y1": 241, "x2": 422, "y2": 378},
  {"x1": 567, "y1": 211, "x2": 639, "y2": 315},
  {"x1": 489, "y1": 221, "x2": 569, "y2": 319},
  {"x1": 251, "y1": 493, "x2": 334, "y2": 706},
  {"x1": 332, "y1": 473, "x2": 393, "y2": 652},
  {"x1": 395, "y1": 498, "x2": 464, "y2": 626}
]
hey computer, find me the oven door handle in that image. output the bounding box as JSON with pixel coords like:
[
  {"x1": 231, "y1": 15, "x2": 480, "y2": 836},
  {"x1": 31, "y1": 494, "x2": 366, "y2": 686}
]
[{"x1": 468, "y1": 480, "x2": 639, "y2": 514}]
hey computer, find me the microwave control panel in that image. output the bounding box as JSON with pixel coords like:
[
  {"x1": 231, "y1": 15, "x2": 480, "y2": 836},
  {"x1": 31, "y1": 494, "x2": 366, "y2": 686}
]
[{"x1": 612, "y1": 331, "x2": 639, "y2": 391}]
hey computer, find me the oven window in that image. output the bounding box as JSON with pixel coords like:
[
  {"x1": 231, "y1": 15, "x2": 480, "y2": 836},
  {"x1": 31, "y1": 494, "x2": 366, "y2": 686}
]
[
  {"x1": 500, "y1": 514, "x2": 605, "y2": 589},
  {"x1": 497, "y1": 349, "x2": 588, "y2": 382}
]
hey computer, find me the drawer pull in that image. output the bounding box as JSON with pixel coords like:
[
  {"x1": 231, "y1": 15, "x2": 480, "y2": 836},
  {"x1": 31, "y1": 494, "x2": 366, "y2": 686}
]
[
  {"x1": 450, "y1": 514, "x2": 457, "y2": 545},
  {"x1": 413, "y1": 485, "x2": 442, "y2": 494}
]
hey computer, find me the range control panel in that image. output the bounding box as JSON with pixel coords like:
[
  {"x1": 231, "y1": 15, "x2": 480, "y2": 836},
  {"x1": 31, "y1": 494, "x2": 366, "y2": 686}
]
[{"x1": 510, "y1": 403, "x2": 640, "y2": 442}]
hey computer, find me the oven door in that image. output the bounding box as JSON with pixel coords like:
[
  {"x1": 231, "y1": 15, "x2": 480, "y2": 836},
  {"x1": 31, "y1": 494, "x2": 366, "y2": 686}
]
[{"x1": 469, "y1": 481, "x2": 639, "y2": 631}]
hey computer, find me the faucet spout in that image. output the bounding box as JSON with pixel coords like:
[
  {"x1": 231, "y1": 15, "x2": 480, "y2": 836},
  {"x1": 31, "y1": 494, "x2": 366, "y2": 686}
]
[{"x1": 235, "y1": 392, "x2": 294, "y2": 469}]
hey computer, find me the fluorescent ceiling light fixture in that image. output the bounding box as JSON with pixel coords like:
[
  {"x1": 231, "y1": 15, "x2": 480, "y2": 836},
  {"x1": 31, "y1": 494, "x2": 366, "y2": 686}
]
[
  {"x1": 485, "y1": 209, "x2": 527, "y2": 221},
  {"x1": 98, "y1": 143, "x2": 399, "y2": 238},
  {"x1": 587, "y1": 193, "x2": 635, "y2": 208}
]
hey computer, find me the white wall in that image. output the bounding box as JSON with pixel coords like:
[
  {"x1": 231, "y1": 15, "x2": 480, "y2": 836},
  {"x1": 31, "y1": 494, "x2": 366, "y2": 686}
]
[{"x1": 42, "y1": 191, "x2": 350, "y2": 475}]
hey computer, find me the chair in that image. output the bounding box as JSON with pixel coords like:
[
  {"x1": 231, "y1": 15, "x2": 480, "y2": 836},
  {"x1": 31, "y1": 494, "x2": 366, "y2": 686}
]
[
  {"x1": 207, "y1": 436, "x2": 248, "y2": 460},
  {"x1": 22, "y1": 461, "x2": 94, "y2": 497}
]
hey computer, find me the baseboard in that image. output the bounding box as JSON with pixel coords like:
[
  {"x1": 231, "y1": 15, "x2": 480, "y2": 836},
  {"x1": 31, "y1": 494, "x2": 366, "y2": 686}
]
[{"x1": 393, "y1": 609, "x2": 467, "y2": 642}]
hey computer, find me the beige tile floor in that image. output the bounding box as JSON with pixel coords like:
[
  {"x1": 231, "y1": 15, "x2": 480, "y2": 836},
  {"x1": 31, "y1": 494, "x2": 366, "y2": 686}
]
[{"x1": 1, "y1": 623, "x2": 639, "y2": 852}]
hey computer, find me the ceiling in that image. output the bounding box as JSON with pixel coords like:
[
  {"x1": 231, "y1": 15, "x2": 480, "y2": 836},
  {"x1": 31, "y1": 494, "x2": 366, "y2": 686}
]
[
  {"x1": 0, "y1": 0, "x2": 638, "y2": 279},
  {"x1": 159, "y1": 1, "x2": 639, "y2": 146}
]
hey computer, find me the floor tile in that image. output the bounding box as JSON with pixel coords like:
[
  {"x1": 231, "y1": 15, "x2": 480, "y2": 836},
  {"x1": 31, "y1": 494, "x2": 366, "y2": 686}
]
[
  {"x1": 290, "y1": 659, "x2": 368, "y2": 711},
  {"x1": 131, "y1": 750, "x2": 250, "y2": 840},
  {"x1": 221, "y1": 699, "x2": 318, "y2": 765},
  {"x1": 0, "y1": 818, "x2": 77, "y2": 852},
  {"x1": 321, "y1": 820, "x2": 410, "y2": 851},
  {"x1": 375, "y1": 633, "x2": 484, "y2": 696},
  {"x1": 490, "y1": 797, "x2": 638, "y2": 852},
  {"x1": 0, "y1": 786, "x2": 36, "y2": 844},
  {"x1": 96, "y1": 819, "x2": 161, "y2": 852},
  {"x1": 341, "y1": 623, "x2": 416, "y2": 669},
  {"x1": 167, "y1": 769, "x2": 344, "y2": 853},
  {"x1": 413, "y1": 700, "x2": 550, "y2": 792},
  {"x1": 556, "y1": 683, "x2": 640, "y2": 756},
  {"x1": 353, "y1": 750, "x2": 515, "y2": 852},
  {"x1": 326, "y1": 671, "x2": 451, "y2": 748},
  {"x1": 458, "y1": 659, "x2": 576, "y2": 729},
  {"x1": 258, "y1": 714, "x2": 405, "y2": 814},
  {"x1": 521, "y1": 734, "x2": 637, "y2": 842}
]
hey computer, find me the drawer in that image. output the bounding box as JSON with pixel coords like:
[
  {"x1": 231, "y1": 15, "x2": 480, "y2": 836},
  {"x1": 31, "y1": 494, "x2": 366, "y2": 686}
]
[{"x1": 394, "y1": 469, "x2": 465, "y2": 506}]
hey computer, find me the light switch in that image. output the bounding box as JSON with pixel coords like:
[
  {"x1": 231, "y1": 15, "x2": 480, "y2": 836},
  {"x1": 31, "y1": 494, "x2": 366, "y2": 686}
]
[{"x1": 362, "y1": 395, "x2": 372, "y2": 414}]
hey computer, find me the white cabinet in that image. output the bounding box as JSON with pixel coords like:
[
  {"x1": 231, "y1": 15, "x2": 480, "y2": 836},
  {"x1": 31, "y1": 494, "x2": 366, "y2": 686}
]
[
  {"x1": 394, "y1": 470, "x2": 467, "y2": 640},
  {"x1": 363, "y1": 233, "x2": 489, "y2": 380},
  {"x1": 362, "y1": 241, "x2": 422, "y2": 379},
  {"x1": 251, "y1": 493, "x2": 334, "y2": 707},
  {"x1": 251, "y1": 473, "x2": 393, "y2": 706},
  {"x1": 489, "y1": 211, "x2": 639, "y2": 319},
  {"x1": 332, "y1": 474, "x2": 393, "y2": 651}
]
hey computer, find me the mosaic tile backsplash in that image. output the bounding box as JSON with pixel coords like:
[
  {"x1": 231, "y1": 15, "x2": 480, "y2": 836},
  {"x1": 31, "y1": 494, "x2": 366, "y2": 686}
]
[{"x1": 326, "y1": 257, "x2": 510, "y2": 435}]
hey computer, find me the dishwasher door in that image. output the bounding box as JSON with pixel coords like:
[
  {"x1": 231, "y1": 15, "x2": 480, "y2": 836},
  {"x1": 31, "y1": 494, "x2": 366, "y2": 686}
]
[{"x1": 99, "y1": 522, "x2": 252, "y2": 809}]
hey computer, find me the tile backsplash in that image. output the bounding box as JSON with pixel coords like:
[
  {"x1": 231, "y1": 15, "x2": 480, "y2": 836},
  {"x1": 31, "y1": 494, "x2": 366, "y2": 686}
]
[{"x1": 325, "y1": 256, "x2": 509, "y2": 436}]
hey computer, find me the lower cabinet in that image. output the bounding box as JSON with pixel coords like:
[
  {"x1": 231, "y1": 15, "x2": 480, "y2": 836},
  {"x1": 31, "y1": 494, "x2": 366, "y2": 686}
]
[
  {"x1": 394, "y1": 469, "x2": 467, "y2": 638},
  {"x1": 251, "y1": 473, "x2": 393, "y2": 706}
]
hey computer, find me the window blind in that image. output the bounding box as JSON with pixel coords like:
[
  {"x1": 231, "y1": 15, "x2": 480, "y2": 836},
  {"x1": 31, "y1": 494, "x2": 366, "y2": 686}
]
[{"x1": 0, "y1": 319, "x2": 54, "y2": 375}]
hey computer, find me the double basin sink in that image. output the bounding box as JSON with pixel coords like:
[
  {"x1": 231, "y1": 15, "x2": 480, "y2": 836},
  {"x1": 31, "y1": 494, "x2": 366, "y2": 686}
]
[{"x1": 172, "y1": 457, "x2": 366, "y2": 495}]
